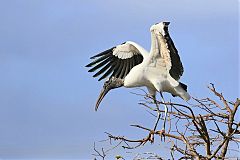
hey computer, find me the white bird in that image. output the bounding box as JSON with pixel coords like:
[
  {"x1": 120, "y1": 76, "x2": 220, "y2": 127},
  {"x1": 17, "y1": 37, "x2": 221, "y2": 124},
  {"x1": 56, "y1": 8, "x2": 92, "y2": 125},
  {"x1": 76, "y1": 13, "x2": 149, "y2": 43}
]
[{"x1": 86, "y1": 22, "x2": 190, "y2": 129}]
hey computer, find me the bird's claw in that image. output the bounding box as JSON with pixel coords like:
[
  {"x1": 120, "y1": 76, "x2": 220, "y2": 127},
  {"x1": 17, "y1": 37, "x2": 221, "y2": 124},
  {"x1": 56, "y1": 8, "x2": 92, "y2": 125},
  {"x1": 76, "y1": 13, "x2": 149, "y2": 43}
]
[
  {"x1": 148, "y1": 131, "x2": 155, "y2": 143},
  {"x1": 159, "y1": 129, "x2": 165, "y2": 141}
]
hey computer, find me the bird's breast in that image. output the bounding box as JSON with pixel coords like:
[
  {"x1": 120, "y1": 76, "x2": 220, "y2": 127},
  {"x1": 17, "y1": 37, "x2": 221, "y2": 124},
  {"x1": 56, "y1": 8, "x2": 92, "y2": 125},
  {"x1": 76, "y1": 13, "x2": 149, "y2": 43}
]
[{"x1": 123, "y1": 64, "x2": 145, "y2": 88}]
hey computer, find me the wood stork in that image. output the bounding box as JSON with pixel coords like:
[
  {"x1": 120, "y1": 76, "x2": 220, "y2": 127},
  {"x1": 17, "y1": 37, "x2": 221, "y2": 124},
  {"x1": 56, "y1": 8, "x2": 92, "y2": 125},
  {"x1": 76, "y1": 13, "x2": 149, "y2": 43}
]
[{"x1": 86, "y1": 21, "x2": 190, "y2": 129}]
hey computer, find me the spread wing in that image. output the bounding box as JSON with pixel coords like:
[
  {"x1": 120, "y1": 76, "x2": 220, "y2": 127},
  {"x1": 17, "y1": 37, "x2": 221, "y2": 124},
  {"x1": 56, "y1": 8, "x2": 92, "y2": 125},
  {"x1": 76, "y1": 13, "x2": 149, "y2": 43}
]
[
  {"x1": 86, "y1": 42, "x2": 144, "y2": 81},
  {"x1": 163, "y1": 25, "x2": 183, "y2": 80},
  {"x1": 151, "y1": 22, "x2": 184, "y2": 81}
]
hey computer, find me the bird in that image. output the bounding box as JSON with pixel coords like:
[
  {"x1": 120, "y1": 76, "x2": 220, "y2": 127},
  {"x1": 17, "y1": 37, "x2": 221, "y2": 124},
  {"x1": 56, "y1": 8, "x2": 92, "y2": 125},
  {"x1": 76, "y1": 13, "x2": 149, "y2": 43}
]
[{"x1": 86, "y1": 21, "x2": 190, "y2": 130}]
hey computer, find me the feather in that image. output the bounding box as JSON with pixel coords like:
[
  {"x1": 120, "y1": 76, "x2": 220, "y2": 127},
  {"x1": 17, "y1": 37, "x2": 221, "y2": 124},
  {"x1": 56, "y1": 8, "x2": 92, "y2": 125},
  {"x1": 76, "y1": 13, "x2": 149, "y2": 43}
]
[
  {"x1": 85, "y1": 54, "x2": 110, "y2": 67},
  {"x1": 98, "y1": 61, "x2": 117, "y2": 81},
  {"x1": 93, "y1": 61, "x2": 113, "y2": 78},
  {"x1": 114, "y1": 60, "x2": 124, "y2": 78},
  {"x1": 88, "y1": 57, "x2": 111, "y2": 72},
  {"x1": 123, "y1": 59, "x2": 130, "y2": 77},
  {"x1": 90, "y1": 47, "x2": 114, "y2": 59},
  {"x1": 119, "y1": 60, "x2": 127, "y2": 78}
]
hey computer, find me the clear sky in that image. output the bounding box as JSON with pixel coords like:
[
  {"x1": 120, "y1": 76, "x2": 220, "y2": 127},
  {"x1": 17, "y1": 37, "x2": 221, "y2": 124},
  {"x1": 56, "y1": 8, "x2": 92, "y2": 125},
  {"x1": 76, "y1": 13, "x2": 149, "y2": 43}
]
[{"x1": 0, "y1": 0, "x2": 238, "y2": 159}]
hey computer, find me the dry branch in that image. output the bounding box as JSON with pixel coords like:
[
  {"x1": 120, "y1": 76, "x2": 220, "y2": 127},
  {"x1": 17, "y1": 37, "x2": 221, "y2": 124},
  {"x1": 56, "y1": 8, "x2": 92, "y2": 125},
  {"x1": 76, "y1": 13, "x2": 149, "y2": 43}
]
[{"x1": 93, "y1": 84, "x2": 240, "y2": 159}]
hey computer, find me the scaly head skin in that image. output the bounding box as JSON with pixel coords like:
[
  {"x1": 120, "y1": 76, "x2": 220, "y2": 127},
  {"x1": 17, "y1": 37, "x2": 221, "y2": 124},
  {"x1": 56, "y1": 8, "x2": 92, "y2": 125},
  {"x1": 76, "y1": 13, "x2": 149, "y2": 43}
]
[
  {"x1": 95, "y1": 77, "x2": 124, "y2": 111},
  {"x1": 150, "y1": 21, "x2": 170, "y2": 36}
]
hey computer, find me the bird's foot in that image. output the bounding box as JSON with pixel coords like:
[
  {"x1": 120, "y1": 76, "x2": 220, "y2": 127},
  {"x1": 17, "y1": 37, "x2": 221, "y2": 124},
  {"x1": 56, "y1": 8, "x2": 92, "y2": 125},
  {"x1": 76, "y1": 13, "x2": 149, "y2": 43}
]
[
  {"x1": 147, "y1": 130, "x2": 155, "y2": 144},
  {"x1": 158, "y1": 129, "x2": 165, "y2": 141}
]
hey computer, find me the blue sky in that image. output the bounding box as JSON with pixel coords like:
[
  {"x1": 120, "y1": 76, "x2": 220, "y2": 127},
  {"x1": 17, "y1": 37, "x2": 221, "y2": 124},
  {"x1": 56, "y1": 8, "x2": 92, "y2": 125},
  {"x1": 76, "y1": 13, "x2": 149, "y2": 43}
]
[{"x1": 0, "y1": 0, "x2": 238, "y2": 159}]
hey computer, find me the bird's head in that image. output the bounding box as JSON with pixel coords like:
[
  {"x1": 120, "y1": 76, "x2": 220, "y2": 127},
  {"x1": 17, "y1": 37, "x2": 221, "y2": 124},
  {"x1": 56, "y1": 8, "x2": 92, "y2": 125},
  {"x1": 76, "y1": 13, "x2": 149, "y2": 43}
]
[
  {"x1": 150, "y1": 21, "x2": 170, "y2": 36},
  {"x1": 95, "y1": 77, "x2": 124, "y2": 111}
]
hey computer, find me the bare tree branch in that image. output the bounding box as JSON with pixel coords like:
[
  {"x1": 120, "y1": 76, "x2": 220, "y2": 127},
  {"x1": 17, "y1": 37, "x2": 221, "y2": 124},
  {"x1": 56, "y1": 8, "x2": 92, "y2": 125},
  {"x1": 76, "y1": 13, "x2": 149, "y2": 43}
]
[{"x1": 93, "y1": 85, "x2": 240, "y2": 159}]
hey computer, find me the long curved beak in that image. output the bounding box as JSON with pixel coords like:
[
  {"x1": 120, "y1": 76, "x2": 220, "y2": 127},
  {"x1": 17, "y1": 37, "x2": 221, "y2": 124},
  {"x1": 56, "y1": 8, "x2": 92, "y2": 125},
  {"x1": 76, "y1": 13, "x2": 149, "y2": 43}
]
[
  {"x1": 95, "y1": 77, "x2": 124, "y2": 111},
  {"x1": 95, "y1": 87, "x2": 111, "y2": 111}
]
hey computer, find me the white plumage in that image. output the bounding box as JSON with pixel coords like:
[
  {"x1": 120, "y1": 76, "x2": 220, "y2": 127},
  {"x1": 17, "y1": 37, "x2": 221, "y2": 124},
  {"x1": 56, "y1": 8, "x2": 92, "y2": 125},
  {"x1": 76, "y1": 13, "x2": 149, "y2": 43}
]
[{"x1": 86, "y1": 22, "x2": 190, "y2": 111}]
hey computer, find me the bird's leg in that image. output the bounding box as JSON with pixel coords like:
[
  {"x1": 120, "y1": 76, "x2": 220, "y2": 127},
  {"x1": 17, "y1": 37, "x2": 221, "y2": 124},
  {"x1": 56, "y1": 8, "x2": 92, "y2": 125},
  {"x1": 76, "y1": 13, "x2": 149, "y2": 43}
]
[
  {"x1": 146, "y1": 94, "x2": 161, "y2": 143},
  {"x1": 149, "y1": 94, "x2": 162, "y2": 143},
  {"x1": 153, "y1": 95, "x2": 161, "y2": 131},
  {"x1": 147, "y1": 88, "x2": 165, "y2": 143},
  {"x1": 160, "y1": 92, "x2": 168, "y2": 141}
]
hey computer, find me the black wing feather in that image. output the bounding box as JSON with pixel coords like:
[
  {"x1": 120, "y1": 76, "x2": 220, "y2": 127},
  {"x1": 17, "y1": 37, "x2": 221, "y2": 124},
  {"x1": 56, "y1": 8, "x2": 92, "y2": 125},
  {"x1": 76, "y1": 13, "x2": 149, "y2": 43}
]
[
  {"x1": 123, "y1": 59, "x2": 130, "y2": 78},
  {"x1": 128, "y1": 58, "x2": 133, "y2": 71},
  {"x1": 131, "y1": 56, "x2": 136, "y2": 67},
  {"x1": 119, "y1": 60, "x2": 127, "y2": 79},
  {"x1": 93, "y1": 61, "x2": 113, "y2": 78},
  {"x1": 88, "y1": 56, "x2": 112, "y2": 72},
  {"x1": 98, "y1": 59, "x2": 117, "y2": 81},
  {"x1": 164, "y1": 28, "x2": 183, "y2": 80},
  {"x1": 110, "y1": 58, "x2": 121, "y2": 77},
  {"x1": 86, "y1": 44, "x2": 144, "y2": 81},
  {"x1": 136, "y1": 55, "x2": 143, "y2": 64},
  {"x1": 90, "y1": 47, "x2": 114, "y2": 59},
  {"x1": 114, "y1": 60, "x2": 124, "y2": 78},
  {"x1": 85, "y1": 54, "x2": 110, "y2": 67}
]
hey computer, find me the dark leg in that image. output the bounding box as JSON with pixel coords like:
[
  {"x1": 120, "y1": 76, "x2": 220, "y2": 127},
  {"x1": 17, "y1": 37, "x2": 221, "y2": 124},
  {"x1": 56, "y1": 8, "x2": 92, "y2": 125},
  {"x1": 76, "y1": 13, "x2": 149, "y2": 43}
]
[
  {"x1": 152, "y1": 94, "x2": 161, "y2": 131},
  {"x1": 160, "y1": 92, "x2": 168, "y2": 133}
]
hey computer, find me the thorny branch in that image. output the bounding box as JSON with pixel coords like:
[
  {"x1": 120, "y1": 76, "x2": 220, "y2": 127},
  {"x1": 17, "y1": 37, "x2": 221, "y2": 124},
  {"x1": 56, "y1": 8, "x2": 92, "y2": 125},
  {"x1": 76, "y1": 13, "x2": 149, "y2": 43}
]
[{"x1": 93, "y1": 85, "x2": 240, "y2": 159}]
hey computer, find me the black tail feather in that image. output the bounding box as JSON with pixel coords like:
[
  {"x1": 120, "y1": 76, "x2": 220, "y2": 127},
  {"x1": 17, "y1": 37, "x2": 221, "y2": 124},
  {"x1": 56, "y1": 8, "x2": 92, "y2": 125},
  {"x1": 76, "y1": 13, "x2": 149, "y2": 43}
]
[
  {"x1": 179, "y1": 82, "x2": 188, "y2": 92},
  {"x1": 171, "y1": 82, "x2": 188, "y2": 97}
]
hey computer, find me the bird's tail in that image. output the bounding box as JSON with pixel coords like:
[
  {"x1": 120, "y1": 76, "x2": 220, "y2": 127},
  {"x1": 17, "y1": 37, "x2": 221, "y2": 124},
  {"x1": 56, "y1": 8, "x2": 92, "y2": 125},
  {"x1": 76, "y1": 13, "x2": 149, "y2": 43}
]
[
  {"x1": 179, "y1": 82, "x2": 187, "y2": 92},
  {"x1": 173, "y1": 82, "x2": 191, "y2": 101}
]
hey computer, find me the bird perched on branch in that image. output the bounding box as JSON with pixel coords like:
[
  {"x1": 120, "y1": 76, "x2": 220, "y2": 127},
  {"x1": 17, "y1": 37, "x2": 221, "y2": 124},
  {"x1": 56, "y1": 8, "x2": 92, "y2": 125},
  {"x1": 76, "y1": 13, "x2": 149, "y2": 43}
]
[{"x1": 86, "y1": 22, "x2": 190, "y2": 129}]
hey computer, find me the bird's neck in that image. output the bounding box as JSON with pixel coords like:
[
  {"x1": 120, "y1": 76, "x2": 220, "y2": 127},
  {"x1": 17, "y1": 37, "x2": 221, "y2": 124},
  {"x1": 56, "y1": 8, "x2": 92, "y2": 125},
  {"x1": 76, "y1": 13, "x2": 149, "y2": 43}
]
[{"x1": 150, "y1": 32, "x2": 161, "y2": 54}]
